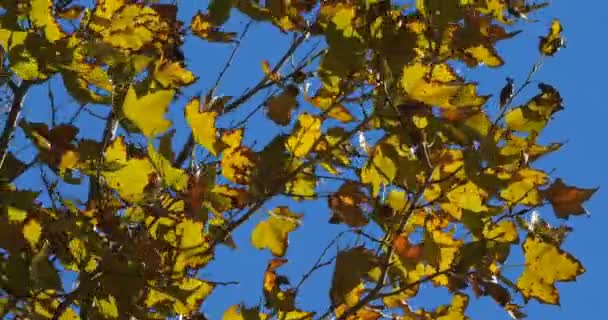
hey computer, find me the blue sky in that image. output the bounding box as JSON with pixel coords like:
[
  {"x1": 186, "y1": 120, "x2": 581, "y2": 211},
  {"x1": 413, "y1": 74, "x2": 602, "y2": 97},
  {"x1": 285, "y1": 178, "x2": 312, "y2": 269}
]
[{"x1": 4, "y1": 0, "x2": 606, "y2": 319}]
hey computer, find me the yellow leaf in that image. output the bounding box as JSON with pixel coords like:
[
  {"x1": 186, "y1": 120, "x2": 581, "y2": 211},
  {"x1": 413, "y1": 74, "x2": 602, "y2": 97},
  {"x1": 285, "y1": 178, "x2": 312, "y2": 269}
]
[
  {"x1": 483, "y1": 221, "x2": 518, "y2": 243},
  {"x1": 173, "y1": 278, "x2": 214, "y2": 314},
  {"x1": 540, "y1": 19, "x2": 564, "y2": 56},
  {"x1": 516, "y1": 235, "x2": 584, "y2": 304},
  {"x1": 8, "y1": 207, "x2": 27, "y2": 223},
  {"x1": 400, "y1": 63, "x2": 487, "y2": 109},
  {"x1": 191, "y1": 12, "x2": 237, "y2": 42},
  {"x1": 23, "y1": 219, "x2": 42, "y2": 248},
  {"x1": 251, "y1": 208, "x2": 300, "y2": 257},
  {"x1": 387, "y1": 189, "x2": 408, "y2": 212},
  {"x1": 505, "y1": 83, "x2": 563, "y2": 133},
  {"x1": 437, "y1": 293, "x2": 469, "y2": 320},
  {"x1": 223, "y1": 304, "x2": 270, "y2": 320},
  {"x1": 96, "y1": 295, "x2": 119, "y2": 319},
  {"x1": 185, "y1": 97, "x2": 222, "y2": 156},
  {"x1": 361, "y1": 144, "x2": 397, "y2": 196},
  {"x1": 154, "y1": 60, "x2": 197, "y2": 88},
  {"x1": 464, "y1": 45, "x2": 503, "y2": 67},
  {"x1": 500, "y1": 169, "x2": 547, "y2": 206},
  {"x1": 147, "y1": 144, "x2": 188, "y2": 191},
  {"x1": 30, "y1": 0, "x2": 65, "y2": 42},
  {"x1": 103, "y1": 137, "x2": 155, "y2": 202},
  {"x1": 221, "y1": 146, "x2": 256, "y2": 185},
  {"x1": 221, "y1": 129, "x2": 243, "y2": 149},
  {"x1": 122, "y1": 86, "x2": 174, "y2": 137},
  {"x1": 327, "y1": 104, "x2": 354, "y2": 123},
  {"x1": 176, "y1": 219, "x2": 205, "y2": 249},
  {"x1": 286, "y1": 113, "x2": 322, "y2": 157},
  {"x1": 447, "y1": 181, "x2": 487, "y2": 212}
]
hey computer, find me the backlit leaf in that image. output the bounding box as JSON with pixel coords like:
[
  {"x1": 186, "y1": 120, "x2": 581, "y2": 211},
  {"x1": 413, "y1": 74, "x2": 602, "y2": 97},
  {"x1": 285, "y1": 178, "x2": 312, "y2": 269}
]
[
  {"x1": 286, "y1": 113, "x2": 321, "y2": 158},
  {"x1": 540, "y1": 19, "x2": 564, "y2": 56},
  {"x1": 251, "y1": 207, "x2": 301, "y2": 257},
  {"x1": 185, "y1": 97, "x2": 222, "y2": 156},
  {"x1": 541, "y1": 178, "x2": 598, "y2": 219},
  {"x1": 331, "y1": 247, "x2": 379, "y2": 307},
  {"x1": 122, "y1": 86, "x2": 174, "y2": 137},
  {"x1": 516, "y1": 235, "x2": 584, "y2": 304}
]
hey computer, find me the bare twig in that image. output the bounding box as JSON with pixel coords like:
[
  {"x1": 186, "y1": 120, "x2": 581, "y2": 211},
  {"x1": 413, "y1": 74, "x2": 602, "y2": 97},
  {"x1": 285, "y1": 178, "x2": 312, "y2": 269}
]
[
  {"x1": 294, "y1": 231, "x2": 347, "y2": 294},
  {"x1": 0, "y1": 80, "x2": 31, "y2": 171},
  {"x1": 174, "y1": 20, "x2": 253, "y2": 167}
]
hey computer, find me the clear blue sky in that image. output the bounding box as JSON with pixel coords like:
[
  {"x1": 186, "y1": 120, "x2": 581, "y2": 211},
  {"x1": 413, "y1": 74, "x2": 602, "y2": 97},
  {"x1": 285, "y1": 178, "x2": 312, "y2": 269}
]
[{"x1": 5, "y1": 1, "x2": 606, "y2": 319}]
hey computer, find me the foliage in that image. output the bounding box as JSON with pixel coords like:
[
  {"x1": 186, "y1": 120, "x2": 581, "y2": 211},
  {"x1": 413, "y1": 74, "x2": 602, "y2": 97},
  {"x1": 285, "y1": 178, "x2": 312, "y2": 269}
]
[{"x1": 0, "y1": 0, "x2": 597, "y2": 319}]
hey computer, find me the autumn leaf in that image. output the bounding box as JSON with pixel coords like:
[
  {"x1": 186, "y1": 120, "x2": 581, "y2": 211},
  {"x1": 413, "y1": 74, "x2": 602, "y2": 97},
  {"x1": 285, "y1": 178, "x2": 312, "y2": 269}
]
[
  {"x1": 541, "y1": 178, "x2": 598, "y2": 219},
  {"x1": 286, "y1": 113, "x2": 322, "y2": 158},
  {"x1": 328, "y1": 182, "x2": 369, "y2": 227},
  {"x1": 251, "y1": 207, "x2": 301, "y2": 257},
  {"x1": 266, "y1": 87, "x2": 299, "y2": 126},
  {"x1": 122, "y1": 86, "x2": 174, "y2": 137},
  {"x1": 516, "y1": 235, "x2": 584, "y2": 304},
  {"x1": 330, "y1": 247, "x2": 380, "y2": 307},
  {"x1": 540, "y1": 19, "x2": 565, "y2": 56},
  {"x1": 185, "y1": 97, "x2": 222, "y2": 156}
]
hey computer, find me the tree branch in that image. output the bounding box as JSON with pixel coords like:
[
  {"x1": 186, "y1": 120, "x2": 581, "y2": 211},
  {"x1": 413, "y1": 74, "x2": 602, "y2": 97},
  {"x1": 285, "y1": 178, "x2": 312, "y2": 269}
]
[{"x1": 0, "y1": 80, "x2": 31, "y2": 171}]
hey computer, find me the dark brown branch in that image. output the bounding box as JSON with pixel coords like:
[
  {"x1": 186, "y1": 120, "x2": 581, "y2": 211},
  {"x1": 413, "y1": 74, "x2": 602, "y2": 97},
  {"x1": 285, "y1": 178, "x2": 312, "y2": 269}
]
[{"x1": 0, "y1": 80, "x2": 31, "y2": 171}]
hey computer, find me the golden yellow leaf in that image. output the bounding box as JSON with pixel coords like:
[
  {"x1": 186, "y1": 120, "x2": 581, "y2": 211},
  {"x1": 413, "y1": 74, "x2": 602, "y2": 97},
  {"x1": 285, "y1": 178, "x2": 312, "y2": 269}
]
[
  {"x1": 122, "y1": 86, "x2": 174, "y2": 137},
  {"x1": 400, "y1": 63, "x2": 487, "y2": 109},
  {"x1": 482, "y1": 221, "x2": 518, "y2": 243},
  {"x1": 540, "y1": 19, "x2": 564, "y2": 56},
  {"x1": 147, "y1": 144, "x2": 188, "y2": 191},
  {"x1": 251, "y1": 207, "x2": 301, "y2": 257},
  {"x1": 221, "y1": 146, "x2": 256, "y2": 185},
  {"x1": 516, "y1": 235, "x2": 584, "y2": 304},
  {"x1": 500, "y1": 169, "x2": 547, "y2": 206},
  {"x1": 96, "y1": 295, "x2": 119, "y2": 319},
  {"x1": 447, "y1": 181, "x2": 487, "y2": 213},
  {"x1": 286, "y1": 113, "x2": 322, "y2": 158},
  {"x1": 361, "y1": 144, "x2": 397, "y2": 196},
  {"x1": 154, "y1": 60, "x2": 197, "y2": 88},
  {"x1": 103, "y1": 137, "x2": 155, "y2": 202},
  {"x1": 23, "y1": 218, "x2": 42, "y2": 248},
  {"x1": 184, "y1": 97, "x2": 222, "y2": 156},
  {"x1": 30, "y1": 0, "x2": 65, "y2": 42}
]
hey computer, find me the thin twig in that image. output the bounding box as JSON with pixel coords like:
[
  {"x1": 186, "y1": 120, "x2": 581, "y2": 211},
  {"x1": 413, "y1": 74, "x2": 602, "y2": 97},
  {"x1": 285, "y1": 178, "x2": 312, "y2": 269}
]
[
  {"x1": 294, "y1": 231, "x2": 347, "y2": 294},
  {"x1": 0, "y1": 80, "x2": 31, "y2": 171},
  {"x1": 174, "y1": 20, "x2": 253, "y2": 167}
]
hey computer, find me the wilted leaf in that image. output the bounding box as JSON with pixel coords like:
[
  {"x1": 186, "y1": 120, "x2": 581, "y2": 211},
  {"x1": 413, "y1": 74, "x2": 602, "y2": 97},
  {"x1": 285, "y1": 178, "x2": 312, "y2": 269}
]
[
  {"x1": 541, "y1": 178, "x2": 598, "y2": 219},
  {"x1": 328, "y1": 182, "x2": 369, "y2": 227},
  {"x1": 331, "y1": 247, "x2": 379, "y2": 307},
  {"x1": 540, "y1": 19, "x2": 564, "y2": 56}
]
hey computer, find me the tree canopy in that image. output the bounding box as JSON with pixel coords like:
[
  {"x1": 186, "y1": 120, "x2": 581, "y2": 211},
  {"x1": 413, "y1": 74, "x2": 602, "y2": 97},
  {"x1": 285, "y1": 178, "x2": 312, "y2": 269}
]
[{"x1": 0, "y1": 0, "x2": 598, "y2": 319}]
